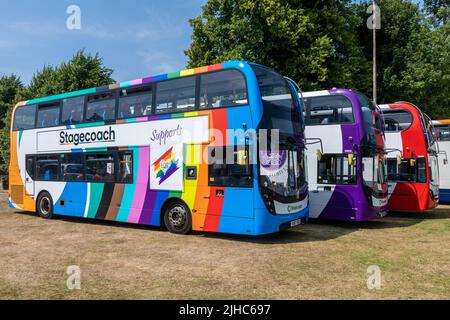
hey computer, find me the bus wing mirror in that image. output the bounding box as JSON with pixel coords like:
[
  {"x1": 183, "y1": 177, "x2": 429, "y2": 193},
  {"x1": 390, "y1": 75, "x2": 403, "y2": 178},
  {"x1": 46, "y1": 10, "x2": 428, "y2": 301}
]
[
  {"x1": 316, "y1": 149, "x2": 323, "y2": 161},
  {"x1": 237, "y1": 150, "x2": 248, "y2": 165},
  {"x1": 348, "y1": 153, "x2": 355, "y2": 166}
]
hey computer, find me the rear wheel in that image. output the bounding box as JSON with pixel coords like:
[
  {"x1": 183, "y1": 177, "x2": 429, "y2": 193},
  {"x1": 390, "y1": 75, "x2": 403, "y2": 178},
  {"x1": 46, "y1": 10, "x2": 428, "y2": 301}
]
[
  {"x1": 163, "y1": 201, "x2": 192, "y2": 234},
  {"x1": 37, "y1": 192, "x2": 54, "y2": 219}
]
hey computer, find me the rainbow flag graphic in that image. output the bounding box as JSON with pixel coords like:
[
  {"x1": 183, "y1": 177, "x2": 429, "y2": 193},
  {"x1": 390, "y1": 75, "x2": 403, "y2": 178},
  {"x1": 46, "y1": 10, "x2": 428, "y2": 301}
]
[{"x1": 153, "y1": 147, "x2": 180, "y2": 185}]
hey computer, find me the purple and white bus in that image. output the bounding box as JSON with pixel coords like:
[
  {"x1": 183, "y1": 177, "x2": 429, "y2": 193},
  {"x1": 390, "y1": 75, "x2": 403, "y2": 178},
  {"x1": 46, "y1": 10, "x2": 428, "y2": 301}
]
[{"x1": 302, "y1": 89, "x2": 388, "y2": 221}]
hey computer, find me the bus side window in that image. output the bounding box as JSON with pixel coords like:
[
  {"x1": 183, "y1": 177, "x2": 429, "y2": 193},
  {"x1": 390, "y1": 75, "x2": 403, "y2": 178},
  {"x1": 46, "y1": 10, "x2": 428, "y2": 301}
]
[
  {"x1": 155, "y1": 77, "x2": 196, "y2": 114},
  {"x1": 85, "y1": 153, "x2": 115, "y2": 182},
  {"x1": 13, "y1": 105, "x2": 36, "y2": 131},
  {"x1": 317, "y1": 154, "x2": 356, "y2": 185},
  {"x1": 37, "y1": 103, "x2": 61, "y2": 128},
  {"x1": 119, "y1": 88, "x2": 152, "y2": 119},
  {"x1": 60, "y1": 153, "x2": 84, "y2": 182},
  {"x1": 26, "y1": 156, "x2": 35, "y2": 180},
  {"x1": 118, "y1": 151, "x2": 133, "y2": 183},
  {"x1": 417, "y1": 158, "x2": 427, "y2": 183},
  {"x1": 208, "y1": 146, "x2": 252, "y2": 187},
  {"x1": 199, "y1": 70, "x2": 248, "y2": 109},
  {"x1": 62, "y1": 97, "x2": 84, "y2": 125},
  {"x1": 86, "y1": 93, "x2": 116, "y2": 122},
  {"x1": 36, "y1": 155, "x2": 59, "y2": 181}
]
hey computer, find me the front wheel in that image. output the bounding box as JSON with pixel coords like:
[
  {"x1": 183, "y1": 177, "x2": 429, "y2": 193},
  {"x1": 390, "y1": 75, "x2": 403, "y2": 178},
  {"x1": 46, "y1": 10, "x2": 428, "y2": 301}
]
[
  {"x1": 37, "y1": 192, "x2": 54, "y2": 219},
  {"x1": 163, "y1": 201, "x2": 192, "y2": 234}
]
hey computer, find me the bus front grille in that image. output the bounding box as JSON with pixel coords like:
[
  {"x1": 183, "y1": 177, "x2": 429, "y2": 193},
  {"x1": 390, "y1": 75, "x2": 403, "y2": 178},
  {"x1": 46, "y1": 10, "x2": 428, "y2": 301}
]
[{"x1": 11, "y1": 185, "x2": 23, "y2": 205}]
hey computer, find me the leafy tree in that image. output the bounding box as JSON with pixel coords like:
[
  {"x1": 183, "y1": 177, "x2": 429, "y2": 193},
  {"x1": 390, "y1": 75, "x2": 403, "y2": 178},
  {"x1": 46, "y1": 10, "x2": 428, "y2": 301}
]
[
  {"x1": 423, "y1": 0, "x2": 450, "y2": 25},
  {"x1": 354, "y1": 0, "x2": 449, "y2": 118},
  {"x1": 185, "y1": 0, "x2": 371, "y2": 92},
  {"x1": 0, "y1": 50, "x2": 114, "y2": 174},
  {"x1": 352, "y1": 0, "x2": 422, "y2": 102},
  {"x1": 0, "y1": 75, "x2": 23, "y2": 126},
  {"x1": 394, "y1": 22, "x2": 450, "y2": 118}
]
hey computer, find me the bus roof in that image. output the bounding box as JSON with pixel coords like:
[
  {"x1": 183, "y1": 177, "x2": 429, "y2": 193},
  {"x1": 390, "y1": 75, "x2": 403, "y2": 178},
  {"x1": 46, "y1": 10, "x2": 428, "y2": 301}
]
[
  {"x1": 433, "y1": 119, "x2": 450, "y2": 124},
  {"x1": 379, "y1": 102, "x2": 423, "y2": 115},
  {"x1": 301, "y1": 88, "x2": 362, "y2": 98},
  {"x1": 15, "y1": 60, "x2": 250, "y2": 108}
]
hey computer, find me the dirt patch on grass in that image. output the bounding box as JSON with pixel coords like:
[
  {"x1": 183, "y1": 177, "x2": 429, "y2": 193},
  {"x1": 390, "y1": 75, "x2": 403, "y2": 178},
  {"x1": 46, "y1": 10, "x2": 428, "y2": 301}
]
[{"x1": 0, "y1": 194, "x2": 449, "y2": 299}]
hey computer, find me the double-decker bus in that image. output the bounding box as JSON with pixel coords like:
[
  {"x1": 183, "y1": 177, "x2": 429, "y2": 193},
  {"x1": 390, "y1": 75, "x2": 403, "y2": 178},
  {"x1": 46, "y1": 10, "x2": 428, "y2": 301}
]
[
  {"x1": 380, "y1": 102, "x2": 439, "y2": 211},
  {"x1": 432, "y1": 120, "x2": 450, "y2": 203},
  {"x1": 301, "y1": 89, "x2": 388, "y2": 221},
  {"x1": 8, "y1": 61, "x2": 309, "y2": 235}
]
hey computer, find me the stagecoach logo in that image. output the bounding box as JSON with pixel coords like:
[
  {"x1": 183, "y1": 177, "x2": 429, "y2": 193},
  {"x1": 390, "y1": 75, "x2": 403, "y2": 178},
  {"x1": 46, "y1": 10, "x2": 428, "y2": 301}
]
[
  {"x1": 153, "y1": 147, "x2": 180, "y2": 185},
  {"x1": 60, "y1": 127, "x2": 116, "y2": 146},
  {"x1": 151, "y1": 125, "x2": 183, "y2": 146}
]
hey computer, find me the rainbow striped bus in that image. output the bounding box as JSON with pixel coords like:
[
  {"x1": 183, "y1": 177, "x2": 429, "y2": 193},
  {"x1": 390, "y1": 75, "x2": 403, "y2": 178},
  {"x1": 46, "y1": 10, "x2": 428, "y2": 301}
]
[{"x1": 8, "y1": 61, "x2": 309, "y2": 235}]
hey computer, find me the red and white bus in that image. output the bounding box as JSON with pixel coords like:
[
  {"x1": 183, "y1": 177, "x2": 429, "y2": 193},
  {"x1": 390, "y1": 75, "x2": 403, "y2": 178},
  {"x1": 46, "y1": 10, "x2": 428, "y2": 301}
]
[{"x1": 380, "y1": 102, "x2": 439, "y2": 211}]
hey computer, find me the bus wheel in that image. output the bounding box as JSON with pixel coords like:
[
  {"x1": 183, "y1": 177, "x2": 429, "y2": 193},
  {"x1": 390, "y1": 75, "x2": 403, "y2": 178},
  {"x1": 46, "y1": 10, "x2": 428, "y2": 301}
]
[
  {"x1": 37, "y1": 192, "x2": 54, "y2": 219},
  {"x1": 163, "y1": 201, "x2": 192, "y2": 234}
]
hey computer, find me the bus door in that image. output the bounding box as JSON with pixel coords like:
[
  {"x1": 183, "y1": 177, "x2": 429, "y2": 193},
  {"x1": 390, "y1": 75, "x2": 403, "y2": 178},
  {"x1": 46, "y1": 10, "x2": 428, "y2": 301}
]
[{"x1": 25, "y1": 155, "x2": 35, "y2": 196}]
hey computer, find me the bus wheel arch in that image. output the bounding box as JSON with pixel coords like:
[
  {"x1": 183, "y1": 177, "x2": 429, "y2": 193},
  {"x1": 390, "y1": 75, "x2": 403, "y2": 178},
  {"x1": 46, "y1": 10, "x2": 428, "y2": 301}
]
[
  {"x1": 36, "y1": 191, "x2": 54, "y2": 219},
  {"x1": 161, "y1": 198, "x2": 192, "y2": 235}
]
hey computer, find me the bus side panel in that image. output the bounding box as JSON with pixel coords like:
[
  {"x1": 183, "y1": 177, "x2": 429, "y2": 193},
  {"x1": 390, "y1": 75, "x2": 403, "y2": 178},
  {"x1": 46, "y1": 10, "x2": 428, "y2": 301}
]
[
  {"x1": 388, "y1": 182, "x2": 425, "y2": 211},
  {"x1": 9, "y1": 130, "x2": 36, "y2": 212},
  {"x1": 52, "y1": 182, "x2": 88, "y2": 217},
  {"x1": 438, "y1": 141, "x2": 450, "y2": 203},
  {"x1": 440, "y1": 189, "x2": 450, "y2": 203}
]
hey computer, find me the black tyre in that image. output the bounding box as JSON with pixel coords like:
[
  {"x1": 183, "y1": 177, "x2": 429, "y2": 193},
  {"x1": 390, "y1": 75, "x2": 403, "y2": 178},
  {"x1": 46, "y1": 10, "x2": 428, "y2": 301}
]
[
  {"x1": 163, "y1": 201, "x2": 192, "y2": 234},
  {"x1": 37, "y1": 192, "x2": 54, "y2": 219}
]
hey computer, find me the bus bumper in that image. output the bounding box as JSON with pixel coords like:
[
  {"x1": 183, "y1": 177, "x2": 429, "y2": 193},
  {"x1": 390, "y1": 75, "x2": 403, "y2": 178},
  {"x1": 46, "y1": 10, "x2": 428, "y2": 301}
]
[{"x1": 252, "y1": 207, "x2": 309, "y2": 235}]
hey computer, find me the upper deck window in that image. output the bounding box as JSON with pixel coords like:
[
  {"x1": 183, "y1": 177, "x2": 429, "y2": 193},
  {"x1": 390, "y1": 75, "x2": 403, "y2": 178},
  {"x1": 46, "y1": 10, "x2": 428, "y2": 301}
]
[
  {"x1": 119, "y1": 88, "x2": 152, "y2": 119},
  {"x1": 155, "y1": 77, "x2": 196, "y2": 114},
  {"x1": 37, "y1": 103, "x2": 61, "y2": 128},
  {"x1": 382, "y1": 109, "x2": 413, "y2": 132},
  {"x1": 86, "y1": 93, "x2": 116, "y2": 122},
  {"x1": 305, "y1": 95, "x2": 354, "y2": 125},
  {"x1": 13, "y1": 105, "x2": 36, "y2": 131},
  {"x1": 435, "y1": 124, "x2": 450, "y2": 141},
  {"x1": 199, "y1": 70, "x2": 248, "y2": 109},
  {"x1": 62, "y1": 97, "x2": 84, "y2": 125}
]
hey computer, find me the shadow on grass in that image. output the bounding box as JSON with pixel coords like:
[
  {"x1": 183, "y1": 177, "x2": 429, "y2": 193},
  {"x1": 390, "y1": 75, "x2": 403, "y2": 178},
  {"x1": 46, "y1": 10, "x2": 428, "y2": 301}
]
[
  {"x1": 11, "y1": 204, "x2": 449, "y2": 245},
  {"x1": 13, "y1": 210, "x2": 164, "y2": 233}
]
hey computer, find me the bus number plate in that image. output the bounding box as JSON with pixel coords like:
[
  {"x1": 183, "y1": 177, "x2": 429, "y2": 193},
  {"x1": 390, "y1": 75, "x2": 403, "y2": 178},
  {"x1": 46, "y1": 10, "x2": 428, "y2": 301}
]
[{"x1": 290, "y1": 219, "x2": 302, "y2": 228}]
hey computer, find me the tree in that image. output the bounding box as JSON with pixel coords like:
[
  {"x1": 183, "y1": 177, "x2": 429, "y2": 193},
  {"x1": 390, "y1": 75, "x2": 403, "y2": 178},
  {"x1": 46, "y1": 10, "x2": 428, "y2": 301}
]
[
  {"x1": 0, "y1": 50, "x2": 114, "y2": 174},
  {"x1": 0, "y1": 75, "x2": 23, "y2": 126},
  {"x1": 394, "y1": 21, "x2": 450, "y2": 118},
  {"x1": 185, "y1": 0, "x2": 371, "y2": 92},
  {"x1": 21, "y1": 50, "x2": 114, "y2": 101},
  {"x1": 353, "y1": 0, "x2": 449, "y2": 118},
  {"x1": 423, "y1": 0, "x2": 450, "y2": 25}
]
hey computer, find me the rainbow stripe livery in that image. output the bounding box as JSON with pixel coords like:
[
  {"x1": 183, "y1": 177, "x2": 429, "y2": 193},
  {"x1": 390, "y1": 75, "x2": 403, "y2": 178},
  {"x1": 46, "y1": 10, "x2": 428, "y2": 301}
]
[{"x1": 9, "y1": 61, "x2": 309, "y2": 235}]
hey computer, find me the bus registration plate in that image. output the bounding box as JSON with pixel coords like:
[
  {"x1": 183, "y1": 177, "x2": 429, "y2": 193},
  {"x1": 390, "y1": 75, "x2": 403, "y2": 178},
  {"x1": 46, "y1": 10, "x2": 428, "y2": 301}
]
[{"x1": 290, "y1": 219, "x2": 302, "y2": 228}]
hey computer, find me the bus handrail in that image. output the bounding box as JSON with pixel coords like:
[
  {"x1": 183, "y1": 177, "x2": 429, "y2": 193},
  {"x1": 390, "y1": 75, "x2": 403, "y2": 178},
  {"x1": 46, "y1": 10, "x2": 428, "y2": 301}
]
[{"x1": 305, "y1": 138, "x2": 324, "y2": 153}]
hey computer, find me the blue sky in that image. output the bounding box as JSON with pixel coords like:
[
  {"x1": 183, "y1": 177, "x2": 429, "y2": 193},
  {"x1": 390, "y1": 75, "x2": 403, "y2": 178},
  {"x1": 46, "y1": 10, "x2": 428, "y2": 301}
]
[{"x1": 0, "y1": 0, "x2": 206, "y2": 84}]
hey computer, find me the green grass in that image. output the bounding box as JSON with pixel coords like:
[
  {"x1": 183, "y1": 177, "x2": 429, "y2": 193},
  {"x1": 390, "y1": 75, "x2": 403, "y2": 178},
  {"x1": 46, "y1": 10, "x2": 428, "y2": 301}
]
[{"x1": 0, "y1": 192, "x2": 449, "y2": 300}]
